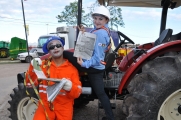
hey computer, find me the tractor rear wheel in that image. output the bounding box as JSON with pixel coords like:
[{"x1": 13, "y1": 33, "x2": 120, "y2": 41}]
[
  {"x1": 8, "y1": 83, "x2": 38, "y2": 120},
  {"x1": 122, "y1": 53, "x2": 181, "y2": 120}
]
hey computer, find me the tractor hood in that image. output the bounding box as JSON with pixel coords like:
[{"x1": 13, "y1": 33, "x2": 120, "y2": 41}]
[{"x1": 98, "y1": 0, "x2": 181, "y2": 8}]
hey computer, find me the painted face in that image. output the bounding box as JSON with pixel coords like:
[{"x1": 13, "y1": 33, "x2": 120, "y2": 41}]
[
  {"x1": 92, "y1": 15, "x2": 108, "y2": 29},
  {"x1": 48, "y1": 40, "x2": 64, "y2": 58}
]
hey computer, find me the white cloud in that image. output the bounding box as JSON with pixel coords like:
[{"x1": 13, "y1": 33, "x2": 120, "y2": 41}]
[
  {"x1": 0, "y1": 0, "x2": 96, "y2": 44},
  {"x1": 122, "y1": 8, "x2": 161, "y2": 20},
  {"x1": 0, "y1": 14, "x2": 11, "y2": 18},
  {"x1": 167, "y1": 11, "x2": 181, "y2": 20},
  {"x1": 122, "y1": 7, "x2": 181, "y2": 22}
]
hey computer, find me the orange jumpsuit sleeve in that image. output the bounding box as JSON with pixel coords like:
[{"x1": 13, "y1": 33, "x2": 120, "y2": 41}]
[
  {"x1": 66, "y1": 68, "x2": 82, "y2": 99},
  {"x1": 25, "y1": 64, "x2": 39, "y2": 86}
]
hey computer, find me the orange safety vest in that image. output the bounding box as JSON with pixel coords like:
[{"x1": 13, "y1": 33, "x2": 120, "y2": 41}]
[{"x1": 91, "y1": 26, "x2": 112, "y2": 65}]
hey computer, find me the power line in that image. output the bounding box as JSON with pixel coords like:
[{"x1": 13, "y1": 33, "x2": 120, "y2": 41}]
[
  {"x1": 0, "y1": 16, "x2": 60, "y2": 25},
  {"x1": 0, "y1": 18, "x2": 61, "y2": 26},
  {"x1": 0, "y1": 19, "x2": 60, "y2": 26},
  {"x1": 0, "y1": 15, "x2": 157, "y2": 39}
]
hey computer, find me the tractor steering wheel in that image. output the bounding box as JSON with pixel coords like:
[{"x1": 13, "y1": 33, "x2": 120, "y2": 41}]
[
  {"x1": 117, "y1": 31, "x2": 135, "y2": 44},
  {"x1": 114, "y1": 31, "x2": 135, "y2": 52}
]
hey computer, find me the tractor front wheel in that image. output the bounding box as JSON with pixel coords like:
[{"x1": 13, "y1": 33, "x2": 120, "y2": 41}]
[
  {"x1": 8, "y1": 83, "x2": 38, "y2": 120},
  {"x1": 122, "y1": 53, "x2": 181, "y2": 120}
]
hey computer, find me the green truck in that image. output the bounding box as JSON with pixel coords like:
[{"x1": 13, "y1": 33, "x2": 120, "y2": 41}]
[{"x1": 0, "y1": 37, "x2": 27, "y2": 60}]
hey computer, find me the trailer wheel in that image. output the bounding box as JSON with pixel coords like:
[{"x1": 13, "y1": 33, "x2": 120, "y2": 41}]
[
  {"x1": 122, "y1": 53, "x2": 181, "y2": 120},
  {"x1": 8, "y1": 83, "x2": 38, "y2": 120}
]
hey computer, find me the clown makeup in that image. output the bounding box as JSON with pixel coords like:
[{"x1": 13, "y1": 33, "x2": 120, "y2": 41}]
[{"x1": 48, "y1": 40, "x2": 64, "y2": 58}]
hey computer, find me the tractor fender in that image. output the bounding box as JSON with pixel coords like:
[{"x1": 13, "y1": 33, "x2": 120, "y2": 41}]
[
  {"x1": 118, "y1": 40, "x2": 181, "y2": 94},
  {"x1": 119, "y1": 42, "x2": 154, "y2": 72}
]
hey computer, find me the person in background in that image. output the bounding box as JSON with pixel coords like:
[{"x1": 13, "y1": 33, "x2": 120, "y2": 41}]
[
  {"x1": 25, "y1": 36, "x2": 82, "y2": 120},
  {"x1": 64, "y1": 5, "x2": 115, "y2": 120}
]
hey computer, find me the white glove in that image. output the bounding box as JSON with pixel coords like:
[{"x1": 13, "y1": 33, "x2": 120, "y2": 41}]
[
  {"x1": 31, "y1": 58, "x2": 42, "y2": 66},
  {"x1": 62, "y1": 79, "x2": 72, "y2": 91}
]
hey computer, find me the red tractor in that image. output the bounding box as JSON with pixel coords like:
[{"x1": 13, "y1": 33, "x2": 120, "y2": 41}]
[{"x1": 8, "y1": 0, "x2": 181, "y2": 120}]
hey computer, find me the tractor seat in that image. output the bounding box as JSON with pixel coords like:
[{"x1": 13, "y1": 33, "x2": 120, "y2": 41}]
[
  {"x1": 170, "y1": 32, "x2": 181, "y2": 41},
  {"x1": 154, "y1": 29, "x2": 173, "y2": 46}
]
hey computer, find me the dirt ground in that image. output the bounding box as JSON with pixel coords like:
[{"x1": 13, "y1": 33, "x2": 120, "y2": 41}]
[
  {"x1": 0, "y1": 95, "x2": 126, "y2": 120},
  {"x1": 0, "y1": 61, "x2": 126, "y2": 120}
]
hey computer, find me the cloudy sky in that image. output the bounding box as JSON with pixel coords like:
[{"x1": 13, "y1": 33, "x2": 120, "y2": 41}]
[{"x1": 0, "y1": 0, "x2": 181, "y2": 46}]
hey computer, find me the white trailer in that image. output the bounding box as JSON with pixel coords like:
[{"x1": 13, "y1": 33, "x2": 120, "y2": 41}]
[{"x1": 56, "y1": 26, "x2": 77, "y2": 50}]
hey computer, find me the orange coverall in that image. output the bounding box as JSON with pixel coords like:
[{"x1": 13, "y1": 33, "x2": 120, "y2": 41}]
[{"x1": 25, "y1": 59, "x2": 82, "y2": 120}]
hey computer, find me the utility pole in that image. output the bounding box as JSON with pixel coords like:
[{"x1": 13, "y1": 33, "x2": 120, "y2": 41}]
[
  {"x1": 21, "y1": 0, "x2": 30, "y2": 62},
  {"x1": 76, "y1": 0, "x2": 82, "y2": 47}
]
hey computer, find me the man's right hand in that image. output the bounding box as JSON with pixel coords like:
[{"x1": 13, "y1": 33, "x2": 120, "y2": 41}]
[{"x1": 31, "y1": 58, "x2": 42, "y2": 66}]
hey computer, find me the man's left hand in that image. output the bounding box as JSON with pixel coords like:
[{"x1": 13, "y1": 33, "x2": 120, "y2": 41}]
[{"x1": 62, "y1": 79, "x2": 72, "y2": 91}]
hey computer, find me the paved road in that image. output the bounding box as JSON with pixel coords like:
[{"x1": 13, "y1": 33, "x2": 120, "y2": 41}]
[
  {"x1": 0, "y1": 62, "x2": 126, "y2": 120},
  {"x1": 0, "y1": 62, "x2": 29, "y2": 104},
  {"x1": 0, "y1": 62, "x2": 29, "y2": 120}
]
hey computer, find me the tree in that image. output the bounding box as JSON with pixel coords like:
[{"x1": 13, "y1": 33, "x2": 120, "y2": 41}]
[
  {"x1": 56, "y1": 1, "x2": 86, "y2": 26},
  {"x1": 108, "y1": 6, "x2": 124, "y2": 30},
  {"x1": 56, "y1": 1, "x2": 124, "y2": 30}
]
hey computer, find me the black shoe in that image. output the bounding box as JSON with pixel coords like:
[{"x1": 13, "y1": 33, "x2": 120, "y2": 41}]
[{"x1": 102, "y1": 117, "x2": 108, "y2": 120}]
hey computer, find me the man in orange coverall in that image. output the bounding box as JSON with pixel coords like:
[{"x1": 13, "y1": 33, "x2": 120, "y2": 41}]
[{"x1": 25, "y1": 36, "x2": 82, "y2": 120}]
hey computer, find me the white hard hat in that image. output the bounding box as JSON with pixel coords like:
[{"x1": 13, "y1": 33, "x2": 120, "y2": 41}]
[{"x1": 92, "y1": 6, "x2": 110, "y2": 20}]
